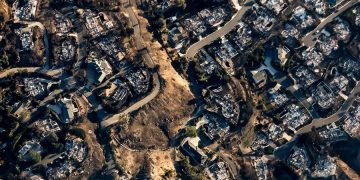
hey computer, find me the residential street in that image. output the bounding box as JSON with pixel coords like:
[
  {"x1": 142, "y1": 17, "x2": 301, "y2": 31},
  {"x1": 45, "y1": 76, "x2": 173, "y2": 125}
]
[
  {"x1": 296, "y1": 82, "x2": 360, "y2": 134},
  {"x1": 100, "y1": 1, "x2": 160, "y2": 128},
  {"x1": 302, "y1": 0, "x2": 360, "y2": 48},
  {"x1": 4, "y1": 0, "x2": 360, "y2": 178},
  {"x1": 185, "y1": 0, "x2": 254, "y2": 59},
  {"x1": 294, "y1": 0, "x2": 360, "y2": 134},
  {"x1": 100, "y1": 73, "x2": 160, "y2": 128}
]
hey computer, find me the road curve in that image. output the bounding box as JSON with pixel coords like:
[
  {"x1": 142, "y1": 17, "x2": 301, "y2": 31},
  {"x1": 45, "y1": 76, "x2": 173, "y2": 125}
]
[
  {"x1": 100, "y1": 3, "x2": 161, "y2": 128},
  {"x1": 295, "y1": 82, "x2": 360, "y2": 135},
  {"x1": 185, "y1": 0, "x2": 254, "y2": 59},
  {"x1": 302, "y1": 0, "x2": 360, "y2": 48},
  {"x1": 100, "y1": 73, "x2": 160, "y2": 128}
]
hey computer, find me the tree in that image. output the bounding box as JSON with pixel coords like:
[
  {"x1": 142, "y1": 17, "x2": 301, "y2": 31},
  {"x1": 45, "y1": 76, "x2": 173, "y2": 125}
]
[
  {"x1": 0, "y1": 53, "x2": 9, "y2": 70},
  {"x1": 182, "y1": 157, "x2": 206, "y2": 180},
  {"x1": 134, "y1": 156, "x2": 152, "y2": 179},
  {"x1": 125, "y1": 27, "x2": 134, "y2": 36},
  {"x1": 41, "y1": 132, "x2": 59, "y2": 146},
  {"x1": 155, "y1": 17, "x2": 166, "y2": 31},
  {"x1": 49, "y1": 142, "x2": 64, "y2": 153},
  {"x1": 40, "y1": 132, "x2": 64, "y2": 153},
  {"x1": 185, "y1": 126, "x2": 197, "y2": 138},
  {"x1": 11, "y1": 132, "x2": 24, "y2": 150},
  {"x1": 176, "y1": 0, "x2": 186, "y2": 10},
  {"x1": 68, "y1": 128, "x2": 86, "y2": 139},
  {"x1": 28, "y1": 150, "x2": 41, "y2": 163},
  {"x1": 9, "y1": 121, "x2": 19, "y2": 137},
  {"x1": 163, "y1": 169, "x2": 175, "y2": 179}
]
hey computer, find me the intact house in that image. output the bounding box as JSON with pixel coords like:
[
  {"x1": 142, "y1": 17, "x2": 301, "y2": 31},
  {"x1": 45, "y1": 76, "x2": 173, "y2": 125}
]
[
  {"x1": 86, "y1": 56, "x2": 113, "y2": 84},
  {"x1": 250, "y1": 69, "x2": 267, "y2": 89},
  {"x1": 181, "y1": 137, "x2": 208, "y2": 165},
  {"x1": 48, "y1": 97, "x2": 79, "y2": 124}
]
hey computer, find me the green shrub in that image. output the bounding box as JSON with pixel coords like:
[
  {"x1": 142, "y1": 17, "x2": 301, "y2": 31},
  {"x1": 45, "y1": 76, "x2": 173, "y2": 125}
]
[
  {"x1": 185, "y1": 126, "x2": 197, "y2": 138},
  {"x1": 28, "y1": 150, "x2": 41, "y2": 163}
]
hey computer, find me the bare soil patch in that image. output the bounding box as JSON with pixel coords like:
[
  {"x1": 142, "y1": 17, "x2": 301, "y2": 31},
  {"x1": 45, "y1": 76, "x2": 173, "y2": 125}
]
[
  {"x1": 0, "y1": 0, "x2": 10, "y2": 29},
  {"x1": 120, "y1": 8, "x2": 195, "y2": 149},
  {"x1": 149, "y1": 150, "x2": 176, "y2": 179},
  {"x1": 70, "y1": 120, "x2": 105, "y2": 179},
  {"x1": 113, "y1": 147, "x2": 176, "y2": 179}
]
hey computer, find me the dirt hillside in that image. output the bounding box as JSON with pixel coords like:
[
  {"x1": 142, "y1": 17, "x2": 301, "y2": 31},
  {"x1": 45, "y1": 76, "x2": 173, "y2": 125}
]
[
  {"x1": 121, "y1": 8, "x2": 195, "y2": 149},
  {"x1": 0, "y1": 0, "x2": 10, "y2": 29}
]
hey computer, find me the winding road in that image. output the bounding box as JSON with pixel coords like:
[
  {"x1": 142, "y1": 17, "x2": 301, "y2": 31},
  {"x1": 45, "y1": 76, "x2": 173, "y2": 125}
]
[
  {"x1": 274, "y1": 82, "x2": 360, "y2": 159},
  {"x1": 101, "y1": 0, "x2": 257, "y2": 128},
  {"x1": 185, "y1": 0, "x2": 254, "y2": 59},
  {"x1": 100, "y1": 73, "x2": 160, "y2": 128},
  {"x1": 294, "y1": 0, "x2": 360, "y2": 133},
  {"x1": 100, "y1": 2, "x2": 160, "y2": 128},
  {"x1": 302, "y1": 0, "x2": 360, "y2": 48},
  {"x1": 181, "y1": 0, "x2": 360, "y2": 137},
  {"x1": 295, "y1": 82, "x2": 360, "y2": 135}
]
